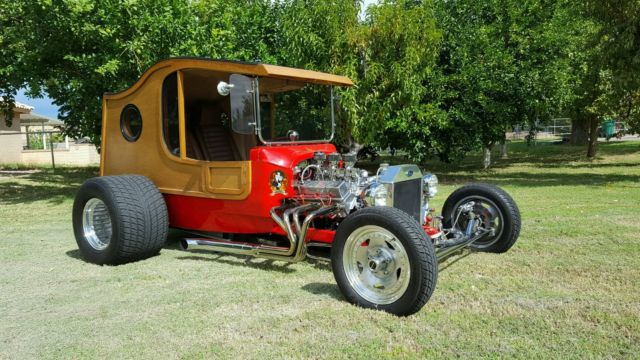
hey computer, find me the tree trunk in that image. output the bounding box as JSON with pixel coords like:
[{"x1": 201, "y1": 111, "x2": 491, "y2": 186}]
[
  {"x1": 570, "y1": 119, "x2": 589, "y2": 145},
  {"x1": 483, "y1": 146, "x2": 492, "y2": 169},
  {"x1": 500, "y1": 135, "x2": 508, "y2": 159},
  {"x1": 587, "y1": 116, "x2": 599, "y2": 158}
]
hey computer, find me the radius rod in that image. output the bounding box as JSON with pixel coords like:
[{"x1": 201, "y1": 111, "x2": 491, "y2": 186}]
[{"x1": 435, "y1": 230, "x2": 489, "y2": 263}]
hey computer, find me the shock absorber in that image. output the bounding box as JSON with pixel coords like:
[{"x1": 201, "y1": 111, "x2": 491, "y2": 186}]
[{"x1": 465, "y1": 211, "x2": 477, "y2": 236}]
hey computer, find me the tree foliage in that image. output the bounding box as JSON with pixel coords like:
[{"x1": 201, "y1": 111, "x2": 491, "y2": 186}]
[
  {"x1": 354, "y1": 1, "x2": 442, "y2": 158},
  {"x1": 582, "y1": 0, "x2": 640, "y2": 135},
  {"x1": 1, "y1": 0, "x2": 638, "y2": 160},
  {"x1": 1, "y1": 0, "x2": 277, "y2": 145},
  {"x1": 270, "y1": 0, "x2": 362, "y2": 148},
  {"x1": 420, "y1": 0, "x2": 585, "y2": 162}
]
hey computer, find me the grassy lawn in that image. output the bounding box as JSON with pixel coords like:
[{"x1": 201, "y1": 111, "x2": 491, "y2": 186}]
[{"x1": 1, "y1": 141, "x2": 639, "y2": 359}]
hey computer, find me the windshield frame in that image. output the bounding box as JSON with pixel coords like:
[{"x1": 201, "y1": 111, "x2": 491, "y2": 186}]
[{"x1": 253, "y1": 77, "x2": 336, "y2": 145}]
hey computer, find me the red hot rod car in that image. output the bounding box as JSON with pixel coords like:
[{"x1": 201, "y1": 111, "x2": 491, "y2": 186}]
[{"x1": 73, "y1": 58, "x2": 520, "y2": 316}]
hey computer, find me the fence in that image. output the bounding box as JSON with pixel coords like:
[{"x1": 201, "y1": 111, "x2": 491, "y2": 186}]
[{"x1": 509, "y1": 118, "x2": 631, "y2": 142}]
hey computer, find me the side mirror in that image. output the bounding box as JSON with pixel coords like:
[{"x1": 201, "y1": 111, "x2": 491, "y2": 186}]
[
  {"x1": 217, "y1": 81, "x2": 235, "y2": 96},
  {"x1": 228, "y1": 74, "x2": 256, "y2": 135}
]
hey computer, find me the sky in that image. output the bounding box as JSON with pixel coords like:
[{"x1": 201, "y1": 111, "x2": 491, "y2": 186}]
[
  {"x1": 15, "y1": 88, "x2": 60, "y2": 119},
  {"x1": 16, "y1": 0, "x2": 380, "y2": 120},
  {"x1": 361, "y1": 0, "x2": 378, "y2": 19}
]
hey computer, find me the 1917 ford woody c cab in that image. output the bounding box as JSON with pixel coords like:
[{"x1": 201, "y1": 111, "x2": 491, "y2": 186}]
[{"x1": 73, "y1": 58, "x2": 520, "y2": 316}]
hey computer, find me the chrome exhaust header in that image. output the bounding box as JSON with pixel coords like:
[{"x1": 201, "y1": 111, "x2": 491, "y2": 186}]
[{"x1": 294, "y1": 205, "x2": 336, "y2": 262}]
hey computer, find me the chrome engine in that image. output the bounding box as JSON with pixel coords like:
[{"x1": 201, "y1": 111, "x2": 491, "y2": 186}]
[{"x1": 293, "y1": 151, "x2": 438, "y2": 225}]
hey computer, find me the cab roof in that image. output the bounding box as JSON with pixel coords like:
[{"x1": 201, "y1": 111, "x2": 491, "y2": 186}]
[{"x1": 105, "y1": 57, "x2": 353, "y2": 98}]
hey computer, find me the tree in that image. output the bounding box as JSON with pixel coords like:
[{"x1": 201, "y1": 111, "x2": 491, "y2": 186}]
[
  {"x1": 352, "y1": 0, "x2": 444, "y2": 159},
  {"x1": 427, "y1": 0, "x2": 576, "y2": 166},
  {"x1": 0, "y1": 0, "x2": 277, "y2": 146},
  {"x1": 3, "y1": 0, "x2": 633, "y2": 163},
  {"x1": 1, "y1": 0, "x2": 363, "y2": 149},
  {"x1": 583, "y1": 0, "x2": 640, "y2": 137},
  {"x1": 272, "y1": 0, "x2": 444, "y2": 157},
  {"x1": 269, "y1": 0, "x2": 362, "y2": 149},
  {"x1": 0, "y1": 0, "x2": 26, "y2": 126},
  {"x1": 558, "y1": 0, "x2": 640, "y2": 157}
]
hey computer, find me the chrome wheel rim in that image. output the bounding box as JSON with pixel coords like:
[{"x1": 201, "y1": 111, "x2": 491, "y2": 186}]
[
  {"x1": 451, "y1": 195, "x2": 504, "y2": 249},
  {"x1": 342, "y1": 225, "x2": 411, "y2": 305},
  {"x1": 82, "y1": 198, "x2": 113, "y2": 251}
]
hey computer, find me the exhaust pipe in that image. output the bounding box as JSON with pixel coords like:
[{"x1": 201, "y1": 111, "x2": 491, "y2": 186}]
[
  {"x1": 182, "y1": 237, "x2": 289, "y2": 256},
  {"x1": 181, "y1": 203, "x2": 335, "y2": 262}
]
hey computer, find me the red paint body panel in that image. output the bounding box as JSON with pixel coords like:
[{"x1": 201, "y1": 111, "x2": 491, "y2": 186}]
[
  {"x1": 165, "y1": 143, "x2": 337, "y2": 235},
  {"x1": 267, "y1": 227, "x2": 336, "y2": 244}
]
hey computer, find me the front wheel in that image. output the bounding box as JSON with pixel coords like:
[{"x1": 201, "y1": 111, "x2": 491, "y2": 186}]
[
  {"x1": 331, "y1": 207, "x2": 438, "y2": 316},
  {"x1": 442, "y1": 183, "x2": 521, "y2": 253}
]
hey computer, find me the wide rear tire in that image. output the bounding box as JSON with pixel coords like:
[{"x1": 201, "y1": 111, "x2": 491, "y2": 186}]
[
  {"x1": 331, "y1": 207, "x2": 438, "y2": 316},
  {"x1": 72, "y1": 175, "x2": 168, "y2": 265}
]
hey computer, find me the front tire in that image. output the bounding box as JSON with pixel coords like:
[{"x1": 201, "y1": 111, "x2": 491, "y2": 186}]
[
  {"x1": 72, "y1": 175, "x2": 168, "y2": 265},
  {"x1": 442, "y1": 183, "x2": 521, "y2": 253},
  {"x1": 331, "y1": 207, "x2": 438, "y2": 316}
]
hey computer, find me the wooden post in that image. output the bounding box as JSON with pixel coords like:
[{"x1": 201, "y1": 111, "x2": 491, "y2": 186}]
[
  {"x1": 49, "y1": 131, "x2": 56, "y2": 172},
  {"x1": 42, "y1": 123, "x2": 47, "y2": 150}
]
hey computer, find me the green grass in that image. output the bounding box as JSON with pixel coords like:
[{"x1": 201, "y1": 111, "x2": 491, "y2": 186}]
[{"x1": 1, "y1": 141, "x2": 639, "y2": 359}]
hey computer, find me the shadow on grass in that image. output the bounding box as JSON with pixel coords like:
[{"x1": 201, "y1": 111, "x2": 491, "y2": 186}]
[
  {"x1": 439, "y1": 171, "x2": 640, "y2": 187},
  {"x1": 533, "y1": 162, "x2": 640, "y2": 169},
  {"x1": 308, "y1": 259, "x2": 332, "y2": 272},
  {"x1": 0, "y1": 167, "x2": 97, "y2": 205},
  {"x1": 0, "y1": 181, "x2": 77, "y2": 205},
  {"x1": 65, "y1": 249, "x2": 163, "y2": 265},
  {"x1": 68, "y1": 239, "x2": 319, "y2": 274},
  {"x1": 66, "y1": 249, "x2": 81, "y2": 259},
  {"x1": 65, "y1": 249, "x2": 90, "y2": 263},
  {"x1": 176, "y1": 252, "x2": 298, "y2": 274},
  {"x1": 66, "y1": 233, "x2": 297, "y2": 274},
  {"x1": 357, "y1": 141, "x2": 640, "y2": 187},
  {"x1": 301, "y1": 282, "x2": 343, "y2": 301},
  {"x1": 358, "y1": 141, "x2": 640, "y2": 176}
]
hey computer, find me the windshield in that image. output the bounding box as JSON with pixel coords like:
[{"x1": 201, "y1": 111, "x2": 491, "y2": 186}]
[{"x1": 257, "y1": 79, "x2": 335, "y2": 143}]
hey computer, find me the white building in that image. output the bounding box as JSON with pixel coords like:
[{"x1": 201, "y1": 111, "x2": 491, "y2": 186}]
[{"x1": 0, "y1": 100, "x2": 99, "y2": 166}]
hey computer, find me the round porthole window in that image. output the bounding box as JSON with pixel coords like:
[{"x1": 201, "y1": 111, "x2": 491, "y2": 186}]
[{"x1": 120, "y1": 104, "x2": 142, "y2": 142}]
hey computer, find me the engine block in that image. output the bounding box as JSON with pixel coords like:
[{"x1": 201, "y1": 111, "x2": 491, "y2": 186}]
[{"x1": 292, "y1": 151, "x2": 432, "y2": 224}]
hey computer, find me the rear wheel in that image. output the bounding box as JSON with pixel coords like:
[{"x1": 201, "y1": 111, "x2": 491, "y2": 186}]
[
  {"x1": 72, "y1": 175, "x2": 168, "y2": 265},
  {"x1": 442, "y1": 183, "x2": 520, "y2": 253},
  {"x1": 331, "y1": 207, "x2": 438, "y2": 316}
]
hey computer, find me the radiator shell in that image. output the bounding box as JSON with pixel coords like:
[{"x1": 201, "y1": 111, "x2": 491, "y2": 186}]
[{"x1": 377, "y1": 164, "x2": 423, "y2": 223}]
